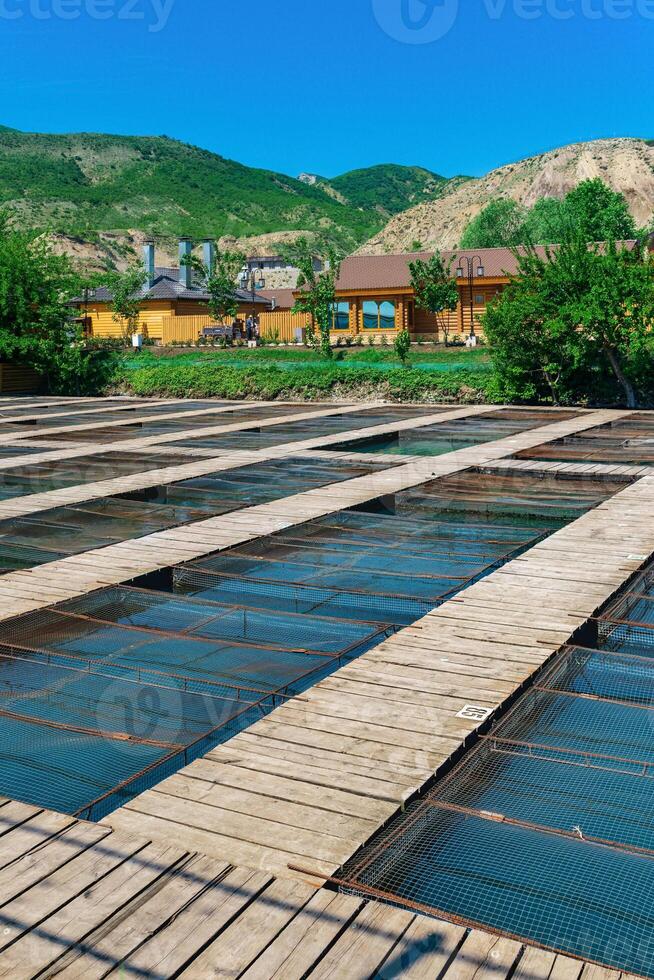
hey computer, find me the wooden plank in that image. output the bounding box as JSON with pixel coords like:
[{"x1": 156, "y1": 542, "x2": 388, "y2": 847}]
[
  {"x1": 239, "y1": 890, "x2": 364, "y2": 980},
  {"x1": 0, "y1": 808, "x2": 76, "y2": 870},
  {"x1": 441, "y1": 930, "x2": 523, "y2": 979},
  {"x1": 0, "y1": 843, "x2": 187, "y2": 976},
  {"x1": 104, "y1": 805, "x2": 337, "y2": 885},
  {"x1": 0, "y1": 828, "x2": 142, "y2": 953},
  {"x1": 373, "y1": 915, "x2": 468, "y2": 979},
  {"x1": 48, "y1": 852, "x2": 232, "y2": 979},
  {"x1": 177, "y1": 877, "x2": 315, "y2": 979},
  {"x1": 305, "y1": 901, "x2": 416, "y2": 979},
  {"x1": 0, "y1": 821, "x2": 111, "y2": 907}
]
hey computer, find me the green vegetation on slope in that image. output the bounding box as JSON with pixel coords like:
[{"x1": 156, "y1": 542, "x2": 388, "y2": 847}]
[
  {"x1": 0, "y1": 128, "x2": 392, "y2": 251},
  {"x1": 0, "y1": 127, "x2": 473, "y2": 254},
  {"x1": 327, "y1": 164, "x2": 468, "y2": 217},
  {"x1": 460, "y1": 179, "x2": 639, "y2": 249}
]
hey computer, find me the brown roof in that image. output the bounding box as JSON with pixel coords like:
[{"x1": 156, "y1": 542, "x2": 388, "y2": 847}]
[
  {"x1": 335, "y1": 242, "x2": 640, "y2": 292},
  {"x1": 257, "y1": 288, "x2": 297, "y2": 310}
]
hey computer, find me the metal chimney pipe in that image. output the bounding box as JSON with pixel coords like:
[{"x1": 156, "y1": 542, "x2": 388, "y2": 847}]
[
  {"x1": 143, "y1": 240, "x2": 155, "y2": 287},
  {"x1": 178, "y1": 237, "x2": 193, "y2": 289},
  {"x1": 202, "y1": 239, "x2": 216, "y2": 276}
]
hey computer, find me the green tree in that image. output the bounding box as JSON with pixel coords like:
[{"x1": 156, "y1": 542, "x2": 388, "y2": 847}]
[
  {"x1": 409, "y1": 252, "x2": 459, "y2": 345},
  {"x1": 460, "y1": 199, "x2": 528, "y2": 249},
  {"x1": 0, "y1": 211, "x2": 97, "y2": 393},
  {"x1": 182, "y1": 246, "x2": 246, "y2": 325},
  {"x1": 461, "y1": 180, "x2": 638, "y2": 249},
  {"x1": 394, "y1": 327, "x2": 411, "y2": 366},
  {"x1": 484, "y1": 237, "x2": 654, "y2": 408},
  {"x1": 563, "y1": 178, "x2": 637, "y2": 243},
  {"x1": 105, "y1": 262, "x2": 150, "y2": 338},
  {"x1": 523, "y1": 197, "x2": 567, "y2": 244},
  {"x1": 289, "y1": 237, "x2": 341, "y2": 357}
]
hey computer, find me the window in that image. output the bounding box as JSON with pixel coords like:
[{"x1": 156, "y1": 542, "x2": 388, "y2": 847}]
[
  {"x1": 363, "y1": 300, "x2": 379, "y2": 330},
  {"x1": 331, "y1": 301, "x2": 350, "y2": 330},
  {"x1": 474, "y1": 294, "x2": 485, "y2": 306},
  {"x1": 379, "y1": 301, "x2": 395, "y2": 330},
  {"x1": 362, "y1": 300, "x2": 396, "y2": 330}
]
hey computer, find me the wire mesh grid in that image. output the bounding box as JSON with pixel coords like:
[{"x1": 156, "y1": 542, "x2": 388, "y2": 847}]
[
  {"x1": 172, "y1": 569, "x2": 434, "y2": 625},
  {"x1": 164, "y1": 406, "x2": 444, "y2": 452},
  {"x1": 0, "y1": 466, "x2": 628, "y2": 838},
  {"x1": 516, "y1": 415, "x2": 654, "y2": 466},
  {"x1": 338, "y1": 554, "x2": 654, "y2": 978},
  {"x1": 331, "y1": 408, "x2": 582, "y2": 458},
  {"x1": 339, "y1": 804, "x2": 654, "y2": 978},
  {"x1": 539, "y1": 645, "x2": 654, "y2": 707},
  {"x1": 0, "y1": 455, "x2": 395, "y2": 575}
]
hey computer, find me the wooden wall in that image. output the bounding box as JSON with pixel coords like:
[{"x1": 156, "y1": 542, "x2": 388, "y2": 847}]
[
  {"x1": 88, "y1": 301, "x2": 293, "y2": 344},
  {"x1": 258, "y1": 310, "x2": 309, "y2": 343},
  {"x1": 87, "y1": 301, "x2": 173, "y2": 342},
  {"x1": 85, "y1": 283, "x2": 506, "y2": 346},
  {"x1": 0, "y1": 364, "x2": 42, "y2": 393}
]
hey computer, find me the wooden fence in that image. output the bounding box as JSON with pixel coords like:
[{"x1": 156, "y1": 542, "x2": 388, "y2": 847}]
[
  {"x1": 159, "y1": 310, "x2": 310, "y2": 345},
  {"x1": 0, "y1": 364, "x2": 42, "y2": 393},
  {"x1": 258, "y1": 310, "x2": 309, "y2": 342},
  {"x1": 161, "y1": 315, "x2": 214, "y2": 345}
]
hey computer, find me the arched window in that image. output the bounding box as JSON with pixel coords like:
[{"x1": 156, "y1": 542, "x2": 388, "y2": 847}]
[
  {"x1": 363, "y1": 300, "x2": 379, "y2": 330},
  {"x1": 332, "y1": 301, "x2": 350, "y2": 330},
  {"x1": 362, "y1": 300, "x2": 396, "y2": 329},
  {"x1": 379, "y1": 301, "x2": 396, "y2": 330}
]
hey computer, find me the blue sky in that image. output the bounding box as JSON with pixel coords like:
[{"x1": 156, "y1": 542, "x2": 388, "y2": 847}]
[{"x1": 0, "y1": 0, "x2": 651, "y2": 179}]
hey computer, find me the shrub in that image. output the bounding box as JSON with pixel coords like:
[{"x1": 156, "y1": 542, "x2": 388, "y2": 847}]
[{"x1": 393, "y1": 328, "x2": 412, "y2": 367}]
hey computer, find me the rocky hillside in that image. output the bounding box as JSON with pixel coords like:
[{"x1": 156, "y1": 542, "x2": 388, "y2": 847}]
[
  {"x1": 0, "y1": 127, "x2": 464, "y2": 272},
  {"x1": 358, "y1": 138, "x2": 654, "y2": 254}
]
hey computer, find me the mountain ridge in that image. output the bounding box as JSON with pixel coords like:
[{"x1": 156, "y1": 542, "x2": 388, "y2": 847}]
[
  {"x1": 357, "y1": 138, "x2": 654, "y2": 254},
  {"x1": 0, "y1": 127, "x2": 462, "y2": 270}
]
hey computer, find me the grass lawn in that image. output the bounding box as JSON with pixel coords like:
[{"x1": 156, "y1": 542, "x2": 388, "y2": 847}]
[{"x1": 112, "y1": 344, "x2": 496, "y2": 404}]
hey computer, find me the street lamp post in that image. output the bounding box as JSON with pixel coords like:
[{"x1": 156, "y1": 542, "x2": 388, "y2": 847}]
[
  {"x1": 456, "y1": 255, "x2": 485, "y2": 341},
  {"x1": 239, "y1": 267, "x2": 266, "y2": 326}
]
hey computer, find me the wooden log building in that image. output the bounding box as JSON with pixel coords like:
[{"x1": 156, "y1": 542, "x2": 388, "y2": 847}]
[{"x1": 79, "y1": 239, "x2": 645, "y2": 346}]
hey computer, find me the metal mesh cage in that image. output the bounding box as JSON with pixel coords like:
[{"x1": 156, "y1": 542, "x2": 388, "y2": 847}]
[
  {"x1": 337, "y1": 553, "x2": 654, "y2": 979},
  {"x1": 516, "y1": 414, "x2": 654, "y2": 466},
  {"x1": 340, "y1": 805, "x2": 654, "y2": 979},
  {"x1": 0, "y1": 466, "x2": 627, "y2": 842}
]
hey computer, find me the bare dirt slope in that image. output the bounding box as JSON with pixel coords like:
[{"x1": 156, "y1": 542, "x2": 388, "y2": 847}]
[{"x1": 358, "y1": 138, "x2": 654, "y2": 254}]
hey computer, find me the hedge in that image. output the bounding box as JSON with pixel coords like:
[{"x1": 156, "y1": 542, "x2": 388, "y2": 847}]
[{"x1": 113, "y1": 362, "x2": 496, "y2": 404}]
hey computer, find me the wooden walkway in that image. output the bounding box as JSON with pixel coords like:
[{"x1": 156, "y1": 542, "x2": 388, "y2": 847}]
[
  {"x1": 0, "y1": 801, "x2": 636, "y2": 980},
  {"x1": 0, "y1": 404, "x2": 490, "y2": 514},
  {"x1": 0, "y1": 402, "x2": 474, "y2": 468},
  {"x1": 0, "y1": 397, "x2": 187, "y2": 424},
  {"x1": 1, "y1": 398, "x2": 653, "y2": 978},
  {"x1": 0, "y1": 408, "x2": 628, "y2": 621},
  {"x1": 0, "y1": 405, "x2": 626, "y2": 520},
  {"x1": 104, "y1": 467, "x2": 654, "y2": 883}
]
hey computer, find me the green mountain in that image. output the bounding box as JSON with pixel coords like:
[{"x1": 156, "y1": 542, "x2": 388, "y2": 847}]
[
  {"x1": 325, "y1": 164, "x2": 466, "y2": 216},
  {"x1": 0, "y1": 128, "x2": 466, "y2": 259}
]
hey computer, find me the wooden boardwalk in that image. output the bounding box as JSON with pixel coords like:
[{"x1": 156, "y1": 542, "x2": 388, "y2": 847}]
[
  {"x1": 0, "y1": 801, "x2": 636, "y2": 980},
  {"x1": 104, "y1": 467, "x2": 654, "y2": 883},
  {"x1": 0, "y1": 408, "x2": 628, "y2": 621},
  {"x1": 0, "y1": 397, "x2": 653, "y2": 978},
  {"x1": 0, "y1": 404, "x2": 490, "y2": 513},
  {"x1": 0, "y1": 401, "x2": 476, "y2": 467},
  {"x1": 0, "y1": 407, "x2": 628, "y2": 523}
]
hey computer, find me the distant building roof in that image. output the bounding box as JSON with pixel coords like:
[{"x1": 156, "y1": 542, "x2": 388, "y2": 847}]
[
  {"x1": 257, "y1": 288, "x2": 296, "y2": 310},
  {"x1": 333, "y1": 242, "x2": 640, "y2": 292},
  {"x1": 82, "y1": 267, "x2": 271, "y2": 306}
]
